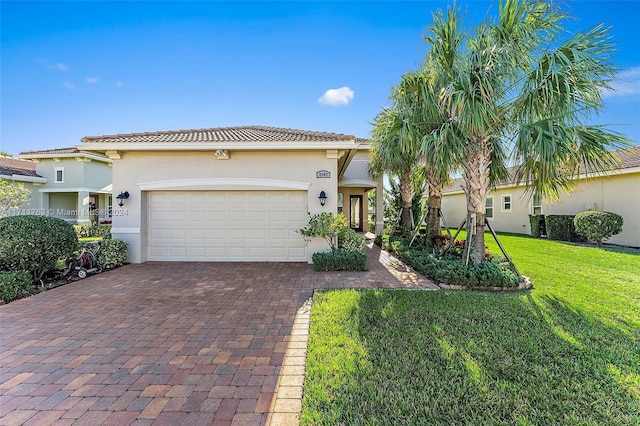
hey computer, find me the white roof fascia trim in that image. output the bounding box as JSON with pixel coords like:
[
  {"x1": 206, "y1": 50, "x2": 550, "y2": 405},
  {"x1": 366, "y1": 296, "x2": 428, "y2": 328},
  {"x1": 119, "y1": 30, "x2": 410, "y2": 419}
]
[
  {"x1": 80, "y1": 141, "x2": 359, "y2": 151},
  {"x1": 0, "y1": 174, "x2": 48, "y2": 183},
  {"x1": 39, "y1": 187, "x2": 112, "y2": 193},
  {"x1": 18, "y1": 152, "x2": 112, "y2": 163},
  {"x1": 139, "y1": 178, "x2": 311, "y2": 191}
]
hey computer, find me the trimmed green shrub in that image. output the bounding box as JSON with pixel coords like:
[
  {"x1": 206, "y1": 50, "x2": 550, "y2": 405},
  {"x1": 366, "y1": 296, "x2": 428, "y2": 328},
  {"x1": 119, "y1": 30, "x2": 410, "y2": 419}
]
[
  {"x1": 574, "y1": 211, "x2": 623, "y2": 246},
  {"x1": 97, "y1": 238, "x2": 127, "y2": 269},
  {"x1": 545, "y1": 215, "x2": 584, "y2": 242},
  {"x1": 0, "y1": 215, "x2": 77, "y2": 281},
  {"x1": 338, "y1": 228, "x2": 366, "y2": 254},
  {"x1": 312, "y1": 249, "x2": 367, "y2": 271},
  {"x1": 0, "y1": 270, "x2": 35, "y2": 303},
  {"x1": 74, "y1": 223, "x2": 112, "y2": 238},
  {"x1": 529, "y1": 214, "x2": 545, "y2": 238}
]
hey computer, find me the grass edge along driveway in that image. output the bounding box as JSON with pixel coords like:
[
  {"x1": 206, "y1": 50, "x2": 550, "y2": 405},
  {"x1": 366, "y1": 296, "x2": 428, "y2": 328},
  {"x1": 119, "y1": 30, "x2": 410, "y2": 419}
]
[{"x1": 301, "y1": 234, "x2": 640, "y2": 425}]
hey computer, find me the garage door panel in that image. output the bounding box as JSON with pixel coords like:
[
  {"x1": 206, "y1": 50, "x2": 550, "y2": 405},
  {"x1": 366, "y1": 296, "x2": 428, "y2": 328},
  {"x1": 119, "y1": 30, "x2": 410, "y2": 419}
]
[{"x1": 147, "y1": 190, "x2": 307, "y2": 261}]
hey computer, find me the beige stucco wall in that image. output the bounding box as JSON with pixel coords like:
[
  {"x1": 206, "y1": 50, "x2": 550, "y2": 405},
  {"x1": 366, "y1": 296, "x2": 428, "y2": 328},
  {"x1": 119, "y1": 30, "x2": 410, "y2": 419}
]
[
  {"x1": 440, "y1": 192, "x2": 467, "y2": 232},
  {"x1": 110, "y1": 150, "x2": 339, "y2": 263},
  {"x1": 544, "y1": 171, "x2": 639, "y2": 246},
  {"x1": 441, "y1": 170, "x2": 640, "y2": 247}
]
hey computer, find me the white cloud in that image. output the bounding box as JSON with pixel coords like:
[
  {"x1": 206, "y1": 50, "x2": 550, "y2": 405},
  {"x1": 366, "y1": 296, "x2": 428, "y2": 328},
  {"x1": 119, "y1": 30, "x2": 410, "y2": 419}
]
[
  {"x1": 50, "y1": 62, "x2": 70, "y2": 71},
  {"x1": 86, "y1": 77, "x2": 98, "y2": 84},
  {"x1": 62, "y1": 82, "x2": 75, "y2": 90},
  {"x1": 603, "y1": 67, "x2": 640, "y2": 98},
  {"x1": 318, "y1": 86, "x2": 355, "y2": 106},
  {"x1": 115, "y1": 81, "x2": 123, "y2": 87}
]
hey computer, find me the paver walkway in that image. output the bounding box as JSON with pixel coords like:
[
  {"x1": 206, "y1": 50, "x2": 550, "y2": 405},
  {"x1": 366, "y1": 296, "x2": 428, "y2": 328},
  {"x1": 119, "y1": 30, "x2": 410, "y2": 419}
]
[{"x1": 0, "y1": 243, "x2": 437, "y2": 425}]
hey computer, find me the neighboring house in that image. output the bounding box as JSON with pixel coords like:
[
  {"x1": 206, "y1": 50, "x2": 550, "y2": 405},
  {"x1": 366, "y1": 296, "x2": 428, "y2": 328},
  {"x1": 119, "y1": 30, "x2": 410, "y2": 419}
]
[
  {"x1": 0, "y1": 156, "x2": 47, "y2": 213},
  {"x1": 441, "y1": 146, "x2": 640, "y2": 247},
  {"x1": 80, "y1": 126, "x2": 383, "y2": 263},
  {"x1": 17, "y1": 148, "x2": 113, "y2": 224}
]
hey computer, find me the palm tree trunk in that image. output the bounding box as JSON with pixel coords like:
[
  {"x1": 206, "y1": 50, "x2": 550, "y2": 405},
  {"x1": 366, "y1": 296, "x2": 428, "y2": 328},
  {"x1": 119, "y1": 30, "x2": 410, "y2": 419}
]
[
  {"x1": 462, "y1": 135, "x2": 492, "y2": 264},
  {"x1": 399, "y1": 170, "x2": 414, "y2": 231},
  {"x1": 426, "y1": 179, "x2": 443, "y2": 242}
]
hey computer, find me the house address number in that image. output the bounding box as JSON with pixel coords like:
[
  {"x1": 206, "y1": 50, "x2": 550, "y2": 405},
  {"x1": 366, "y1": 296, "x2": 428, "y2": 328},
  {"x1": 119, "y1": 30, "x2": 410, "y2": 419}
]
[{"x1": 316, "y1": 170, "x2": 331, "y2": 178}]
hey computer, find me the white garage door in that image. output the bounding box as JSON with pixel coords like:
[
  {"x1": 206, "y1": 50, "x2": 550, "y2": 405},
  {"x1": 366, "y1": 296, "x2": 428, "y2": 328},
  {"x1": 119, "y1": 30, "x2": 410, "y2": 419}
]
[{"x1": 147, "y1": 191, "x2": 308, "y2": 261}]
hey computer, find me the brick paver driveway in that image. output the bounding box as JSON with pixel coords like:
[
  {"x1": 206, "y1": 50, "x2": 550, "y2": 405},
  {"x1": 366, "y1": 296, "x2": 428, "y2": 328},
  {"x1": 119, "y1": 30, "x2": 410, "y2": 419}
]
[{"x1": 0, "y1": 244, "x2": 437, "y2": 425}]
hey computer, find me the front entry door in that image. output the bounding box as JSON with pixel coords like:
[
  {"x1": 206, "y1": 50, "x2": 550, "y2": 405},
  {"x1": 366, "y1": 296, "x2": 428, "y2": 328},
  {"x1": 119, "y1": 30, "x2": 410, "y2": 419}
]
[{"x1": 349, "y1": 195, "x2": 363, "y2": 232}]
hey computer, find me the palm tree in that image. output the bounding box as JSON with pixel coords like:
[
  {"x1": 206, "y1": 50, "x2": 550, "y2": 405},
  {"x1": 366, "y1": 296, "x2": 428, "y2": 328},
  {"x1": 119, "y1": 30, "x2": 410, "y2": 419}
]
[
  {"x1": 425, "y1": 0, "x2": 629, "y2": 264},
  {"x1": 370, "y1": 75, "x2": 426, "y2": 232},
  {"x1": 371, "y1": 66, "x2": 454, "y2": 238}
]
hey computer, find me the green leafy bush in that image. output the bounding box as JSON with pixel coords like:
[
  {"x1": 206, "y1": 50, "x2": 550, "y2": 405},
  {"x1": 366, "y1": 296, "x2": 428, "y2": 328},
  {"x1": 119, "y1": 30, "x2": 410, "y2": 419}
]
[
  {"x1": 574, "y1": 211, "x2": 623, "y2": 246},
  {"x1": 545, "y1": 215, "x2": 584, "y2": 242},
  {"x1": 312, "y1": 249, "x2": 367, "y2": 271},
  {"x1": 0, "y1": 215, "x2": 77, "y2": 281},
  {"x1": 386, "y1": 236, "x2": 520, "y2": 288},
  {"x1": 338, "y1": 228, "x2": 366, "y2": 254},
  {"x1": 97, "y1": 238, "x2": 127, "y2": 269},
  {"x1": 298, "y1": 212, "x2": 348, "y2": 250},
  {"x1": 0, "y1": 270, "x2": 35, "y2": 303},
  {"x1": 74, "y1": 223, "x2": 112, "y2": 238},
  {"x1": 529, "y1": 214, "x2": 545, "y2": 238}
]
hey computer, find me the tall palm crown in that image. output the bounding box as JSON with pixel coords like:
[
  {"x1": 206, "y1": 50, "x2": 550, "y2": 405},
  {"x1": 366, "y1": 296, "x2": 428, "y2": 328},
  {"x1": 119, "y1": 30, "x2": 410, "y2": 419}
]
[{"x1": 425, "y1": 0, "x2": 629, "y2": 263}]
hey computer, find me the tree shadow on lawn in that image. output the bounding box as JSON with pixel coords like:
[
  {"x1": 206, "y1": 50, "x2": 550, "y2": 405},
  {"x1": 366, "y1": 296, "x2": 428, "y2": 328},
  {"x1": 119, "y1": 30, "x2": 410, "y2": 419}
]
[{"x1": 303, "y1": 289, "x2": 639, "y2": 425}]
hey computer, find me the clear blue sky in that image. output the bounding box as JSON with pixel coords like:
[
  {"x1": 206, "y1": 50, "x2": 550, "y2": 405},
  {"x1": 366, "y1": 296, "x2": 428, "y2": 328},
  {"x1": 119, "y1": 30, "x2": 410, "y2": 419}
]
[{"x1": 2, "y1": 1, "x2": 639, "y2": 155}]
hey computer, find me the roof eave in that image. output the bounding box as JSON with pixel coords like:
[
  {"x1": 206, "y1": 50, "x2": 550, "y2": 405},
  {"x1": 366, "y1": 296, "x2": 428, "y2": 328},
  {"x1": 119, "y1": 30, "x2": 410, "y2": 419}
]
[
  {"x1": 80, "y1": 141, "x2": 361, "y2": 151},
  {"x1": 18, "y1": 152, "x2": 112, "y2": 163},
  {"x1": 0, "y1": 174, "x2": 48, "y2": 183}
]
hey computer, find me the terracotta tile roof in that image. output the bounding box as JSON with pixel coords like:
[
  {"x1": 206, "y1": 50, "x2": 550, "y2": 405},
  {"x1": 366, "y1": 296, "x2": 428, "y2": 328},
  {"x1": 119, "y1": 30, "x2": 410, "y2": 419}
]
[
  {"x1": 81, "y1": 125, "x2": 357, "y2": 144},
  {"x1": 19, "y1": 147, "x2": 80, "y2": 156},
  {"x1": 0, "y1": 157, "x2": 41, "y2": 178},
  {"x1": 443, "y1": 145, "x2": 640, "y2": 194},
  {"x1": 611, "y1": 145, "x2": 640, "y2": 170}
]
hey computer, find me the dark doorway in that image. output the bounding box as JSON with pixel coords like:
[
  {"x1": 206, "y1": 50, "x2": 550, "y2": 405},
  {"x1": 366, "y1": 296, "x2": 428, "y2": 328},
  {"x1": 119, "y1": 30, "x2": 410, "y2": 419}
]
[{"x1": 349, "y1": 195, "x2": 363, "y2": 232}]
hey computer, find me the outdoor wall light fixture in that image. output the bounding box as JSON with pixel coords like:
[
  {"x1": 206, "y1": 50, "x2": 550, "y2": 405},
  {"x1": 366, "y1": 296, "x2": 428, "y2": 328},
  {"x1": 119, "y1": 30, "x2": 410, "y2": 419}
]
[
  {"x1": 318, "y1": 191, "x2": 327, "y2": 207},
  {"x1": 116, "y1": 191, "x2": 129, "y2": 207}
]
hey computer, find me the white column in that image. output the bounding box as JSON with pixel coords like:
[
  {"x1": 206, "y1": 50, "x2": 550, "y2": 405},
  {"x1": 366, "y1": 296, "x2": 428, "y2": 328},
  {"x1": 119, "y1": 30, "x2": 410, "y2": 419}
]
[
  {"x1": 77, "y1": 191, "x2": 90, "y2": 224},
  {"x1": 375, "y1": 175, "x2": 384, "y2": 235}
]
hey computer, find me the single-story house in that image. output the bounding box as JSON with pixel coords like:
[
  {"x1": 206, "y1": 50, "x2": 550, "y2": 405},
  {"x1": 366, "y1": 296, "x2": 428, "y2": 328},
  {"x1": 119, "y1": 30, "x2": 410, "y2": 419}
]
[
  {"x1": 80, "y1": 126, "x2": 383, "y2": 263},
  {"x1": 441, "y1": 145, "x2": 640, "y2": 247},
  {"x1": 0, "y1": 156, "x2": 48, "y2": 214},
  {"x1": 13, "y1": 147, "x2": 113, "y2": 224}
]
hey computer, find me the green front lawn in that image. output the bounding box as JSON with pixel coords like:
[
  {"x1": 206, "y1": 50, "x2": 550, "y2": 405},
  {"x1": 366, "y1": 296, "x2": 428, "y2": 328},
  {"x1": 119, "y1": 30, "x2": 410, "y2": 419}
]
[{"x1": 301, "y1": 233, "x2": 640, "y2": 425}]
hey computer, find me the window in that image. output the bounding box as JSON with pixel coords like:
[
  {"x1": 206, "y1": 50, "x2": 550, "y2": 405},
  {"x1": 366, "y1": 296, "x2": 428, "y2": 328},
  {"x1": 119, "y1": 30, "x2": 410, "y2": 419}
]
[
  {"x1": 54, "y1": 167, "x2": 64, "y2": 183},
  {"x1": 337, "y1": 193, "x2": 344, "y2": 214},
  {"x1": 502, "y1": 195, "x2": 512, "y2": 212},
  {"x1": 532, "y1": 194, "x2": 542, "y2": 215},
  {"x1": 485, "y1": 197, "x2": 494, "y2": 219},
  {"x1": 107, "y1": 195, "x2": 113, "y2": 218}
]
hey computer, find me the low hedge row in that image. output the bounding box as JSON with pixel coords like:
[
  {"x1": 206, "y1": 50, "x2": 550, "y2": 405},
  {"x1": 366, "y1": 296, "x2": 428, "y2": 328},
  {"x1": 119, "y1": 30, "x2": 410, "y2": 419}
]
[
  {"x1": 0, "y1": 270, "x2": 35, "y2": 303},
  {"x1": 387, "y1": 236, "x2": 520, "y2": 288},
  {"x1": 528, "y1": 214, "x2": 584, "y2": 242},
  {"x1": 97, "y1": 239, "x2": 128, "y2": 269},
  {"x1": 0, "y1": 215, "x2": 78, "y2": 281},
  {"x1": 74, "y1": 223, "x2": 112, "y2": 238},
  {"x1": 313, "y1": 249, "x2": 367, "y2": 272},
  {"x1": 338, "y1": 228, "x2": 366, "y2": 254}
]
